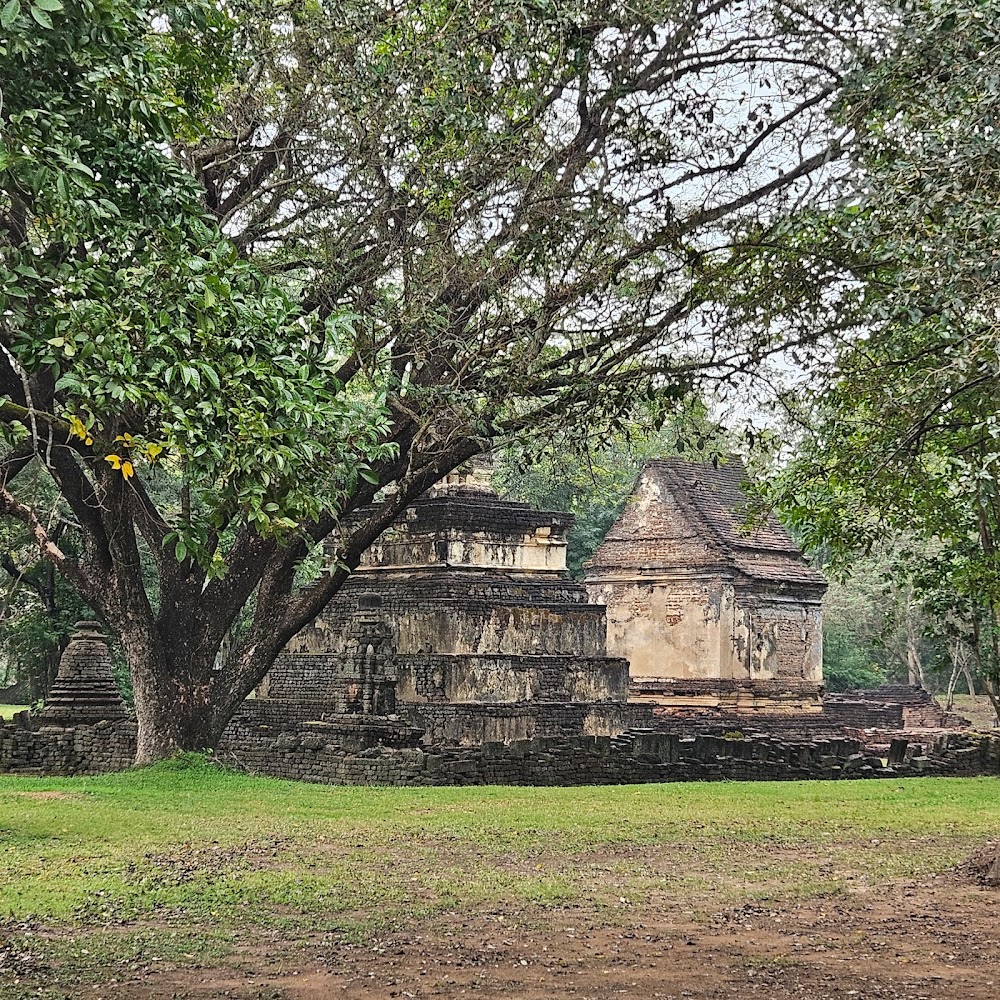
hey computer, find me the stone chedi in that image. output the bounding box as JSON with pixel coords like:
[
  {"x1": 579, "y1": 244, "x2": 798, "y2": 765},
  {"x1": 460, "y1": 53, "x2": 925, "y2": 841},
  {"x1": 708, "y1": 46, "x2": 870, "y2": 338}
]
[
  {"x1": 259, "y1": 469, "x2": 630, "y2": 743},
  {"x1": 40, "y1": 621, "x2": 127, "y2": 724},
  {"x1": 584, "y1": 458, "x2": 827, "y2": 713}
]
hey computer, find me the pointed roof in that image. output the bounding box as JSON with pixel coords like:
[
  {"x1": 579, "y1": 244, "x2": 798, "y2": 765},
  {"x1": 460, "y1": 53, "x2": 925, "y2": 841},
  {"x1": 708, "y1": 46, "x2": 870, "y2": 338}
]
[{"x1": 587, "y1": 457, "x2": 826, "y2": 589}]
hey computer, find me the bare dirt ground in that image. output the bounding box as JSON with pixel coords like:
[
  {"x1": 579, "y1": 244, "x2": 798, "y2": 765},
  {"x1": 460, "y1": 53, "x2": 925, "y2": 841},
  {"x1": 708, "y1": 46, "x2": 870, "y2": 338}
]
[
  {"x1": 949, "y1": 695, "x2": 998, "y2": 732},
  {"x1": 89, "y1": 862, "x2": 997, "y2": 1000}
]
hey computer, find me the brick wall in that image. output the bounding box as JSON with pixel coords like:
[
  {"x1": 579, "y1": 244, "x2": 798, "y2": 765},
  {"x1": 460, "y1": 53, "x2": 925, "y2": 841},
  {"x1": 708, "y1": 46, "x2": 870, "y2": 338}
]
[
  {"x1": 215, "y1": 727, "x2": 1000, "y2": 786},
  {"x1": 398, "y1": 700, "x2": 631, "y2": 744},
  {"x1": 823, "y1": 686, "x2": 968, "y2": 730},
  {"x1": 0, "y1": 717, "x2": 136, "y2": 775},
  {"x1": 3, "y1": 712, "x2": 997, "y2": 784}
]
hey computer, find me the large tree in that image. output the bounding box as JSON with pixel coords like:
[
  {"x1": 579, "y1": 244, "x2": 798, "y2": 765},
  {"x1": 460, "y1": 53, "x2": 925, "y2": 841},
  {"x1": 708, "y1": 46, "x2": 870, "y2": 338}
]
[
  {"x1": 0, "y1": 0, "x2": 857, "y2": 762},
  {"x1": 757, "y1": 0, "x2": 1000, "y2": 718}
]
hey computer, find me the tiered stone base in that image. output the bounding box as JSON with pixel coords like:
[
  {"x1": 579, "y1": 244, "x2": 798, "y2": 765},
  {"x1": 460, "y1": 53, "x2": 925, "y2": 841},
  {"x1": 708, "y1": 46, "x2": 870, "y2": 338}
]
[
  {"x1": 42, "y1": 679, "x2": 129, "y2": 724},
  {"x1": 824, "y1": 684, "x2": 970, "y2": 729},
  {"x1": 627, "y1": 676, "x2": 824, "y2": 715},
  {"x1": 227, "y1": 701, "x2": 422, "y2": 752}
]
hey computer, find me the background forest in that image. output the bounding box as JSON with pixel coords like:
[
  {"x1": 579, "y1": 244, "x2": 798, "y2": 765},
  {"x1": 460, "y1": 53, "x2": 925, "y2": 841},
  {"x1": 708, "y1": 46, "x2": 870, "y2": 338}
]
[{"x1": 0, "y1": 411, "x2": 994, "y2": 713}]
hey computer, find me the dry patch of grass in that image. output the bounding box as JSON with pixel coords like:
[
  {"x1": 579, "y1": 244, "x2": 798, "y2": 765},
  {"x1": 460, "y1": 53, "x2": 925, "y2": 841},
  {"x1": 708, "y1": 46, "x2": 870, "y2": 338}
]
[{"x1": 951, "y1": 694, "x2": 998, "y2": 730}]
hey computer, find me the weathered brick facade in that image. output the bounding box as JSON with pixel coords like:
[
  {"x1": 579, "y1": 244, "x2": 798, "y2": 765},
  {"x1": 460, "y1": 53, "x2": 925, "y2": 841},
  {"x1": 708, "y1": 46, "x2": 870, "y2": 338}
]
[
  {"x1": 258, "y1": 472, "x2": 629, "y2": 742},
  {"x1": 585, "y1": 458, "x2": 826, "y2": 712}
]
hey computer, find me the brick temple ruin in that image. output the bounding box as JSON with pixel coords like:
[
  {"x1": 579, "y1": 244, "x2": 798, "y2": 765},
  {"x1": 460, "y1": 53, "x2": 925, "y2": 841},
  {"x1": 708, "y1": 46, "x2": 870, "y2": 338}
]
[
  {"x1": 585, "y1": 458, "x2": 826, "y2": 714},
  {"x1": 1, "y1": 458, "x2": 996, "y2": 784},
  {"x1": 253, "y1": 466, "x2": 630, "y2": 745}
]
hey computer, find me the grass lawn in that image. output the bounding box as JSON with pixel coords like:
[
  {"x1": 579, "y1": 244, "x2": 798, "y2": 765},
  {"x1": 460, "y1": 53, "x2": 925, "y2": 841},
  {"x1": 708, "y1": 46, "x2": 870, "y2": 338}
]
[
  {"x1": 1, "y1": 758, "x2": 998, "y2": 998},
  {"x1": 0, "y1": 705, "x2": 26, "y2": 721}
]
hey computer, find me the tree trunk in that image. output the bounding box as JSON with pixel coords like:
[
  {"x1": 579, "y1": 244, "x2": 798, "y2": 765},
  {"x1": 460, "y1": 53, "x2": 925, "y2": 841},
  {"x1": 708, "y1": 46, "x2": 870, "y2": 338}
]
[
  {"x1": 984, "y1": 675, "x2": 1000, "y2": 729},
  {"x1": 944, "y1": 653, "x2": 961, "y2": 711},
  {"x1": 906, "y1": 626, "x2": 925, "y2": 689},
  {"x1": 962, "y1": 662, "x2": 977, "y2": 698},
  {"x1": 126, "y1": 638, "x2": 224, "y2": 766}
]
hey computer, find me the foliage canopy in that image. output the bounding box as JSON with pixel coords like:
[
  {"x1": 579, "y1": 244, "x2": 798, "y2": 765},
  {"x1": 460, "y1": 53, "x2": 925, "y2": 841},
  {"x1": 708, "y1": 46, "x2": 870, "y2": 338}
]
[
  {"x1": 1, "y1": 0, "x2": 856, "y2": 759},
  {"x1": 762, "y1": 0, "x2": 1000, "y2": 713}
]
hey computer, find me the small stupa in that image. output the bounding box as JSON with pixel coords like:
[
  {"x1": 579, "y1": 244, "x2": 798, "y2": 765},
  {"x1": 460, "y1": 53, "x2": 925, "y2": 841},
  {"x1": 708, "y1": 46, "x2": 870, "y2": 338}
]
[{"x1": 39, "y1": 621, "x2": 128, "y2": 723}]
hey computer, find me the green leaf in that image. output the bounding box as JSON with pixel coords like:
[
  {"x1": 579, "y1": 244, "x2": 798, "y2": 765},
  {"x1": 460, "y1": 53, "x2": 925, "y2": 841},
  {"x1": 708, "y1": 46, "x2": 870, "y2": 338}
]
[
  {"x1": 0, "y1": 0, "x2": 19, "y2": 27},
  {"x1": 33, "y1": 0, "x2": 62, "y2": 8},
  {"x1": 29, "y1": 4, "x2": 52, "y2": 26},
  {"x1": 66, "y1": 159, "x2": 94, "y2": 178},
  {"x1": 54, "y1": 373, "x2": 81, "y2": 392}
]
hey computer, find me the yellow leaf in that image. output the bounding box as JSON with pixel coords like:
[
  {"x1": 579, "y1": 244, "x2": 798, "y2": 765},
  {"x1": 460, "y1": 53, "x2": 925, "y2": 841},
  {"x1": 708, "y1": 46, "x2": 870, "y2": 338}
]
[
  {"x1": 121, "y1": 461, "x2": 134, "y2": 480},
  {"x1": 105, "y1": 454, "x2": 122, "y2": 470}
]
